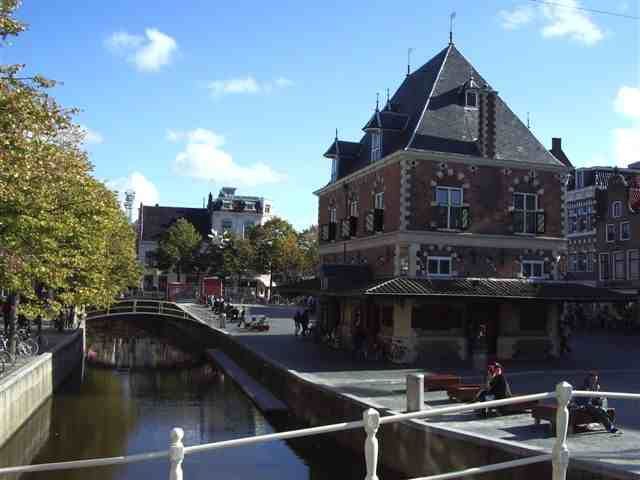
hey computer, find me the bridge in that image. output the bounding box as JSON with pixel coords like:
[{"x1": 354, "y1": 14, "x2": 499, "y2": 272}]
[{"x1": 86, "y1": 300, "x2": 195, "y2": 322}]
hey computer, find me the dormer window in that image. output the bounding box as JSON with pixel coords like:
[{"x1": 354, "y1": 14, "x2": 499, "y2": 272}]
[
  {"x1": 222, "y1": 200, "x2": 232, "y2": 210},
  {"x1": 465, "y1": 91, "x2": 477, "y2": 108},
  {"x1": 331, "y1": 157, "x2": 338, "y2": 182},
  {"x1": 371, "y1": 131, "x2": 382, "y2": 162}
]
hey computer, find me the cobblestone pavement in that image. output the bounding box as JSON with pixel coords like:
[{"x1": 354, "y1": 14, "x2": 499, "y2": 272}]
[{"x1": 181, "y1": 303, "x2": 640, "y2": 476}]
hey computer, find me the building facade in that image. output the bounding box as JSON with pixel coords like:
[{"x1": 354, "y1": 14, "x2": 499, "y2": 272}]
[
  {"x1": 306, "y1": 42, "x2": 629, "y2": 364},
  {"x1": 566, "y1": 164, "x2": 640, "y2": 293},
  {"x1": 209, "y1": 187, "x2": 273, "y2": 238}
]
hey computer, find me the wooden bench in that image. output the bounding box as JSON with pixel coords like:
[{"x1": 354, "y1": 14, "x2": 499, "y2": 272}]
[
  {"x1": 424, "y1": 374, "x2": 462, "y2": 391},
  {"x1": 532, "y1": 404, "x2": 616, "y2": 434}
]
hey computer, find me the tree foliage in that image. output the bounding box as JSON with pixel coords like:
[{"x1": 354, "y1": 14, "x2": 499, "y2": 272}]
[
  {"x1": 155, "y1": 218, "x2": 203, "y2": 281},
  {"x1": 0, "y1": 1, "x2": 142, "y2": 321}
]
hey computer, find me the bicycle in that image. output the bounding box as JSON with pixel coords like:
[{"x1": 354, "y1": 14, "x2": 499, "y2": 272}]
[{"x1": 385, "y1": 340, "x2": 410, "y2": 364}]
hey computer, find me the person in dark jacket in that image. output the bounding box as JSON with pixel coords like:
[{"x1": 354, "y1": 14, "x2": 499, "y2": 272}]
[
  {"x1": 475, "y1": 362, "x2": 513, "y2": 416},
  {"x1": 573, "y1": 371, "x2": 619, "y2": 433}
]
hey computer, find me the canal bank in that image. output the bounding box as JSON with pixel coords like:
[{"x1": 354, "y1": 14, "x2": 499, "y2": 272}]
[
  {"x1": 0, "y1": 329, "x2": 84, "y2": 449},
  {"x1": 178, "y1": 303, "x2": 638, "y2": 480}
]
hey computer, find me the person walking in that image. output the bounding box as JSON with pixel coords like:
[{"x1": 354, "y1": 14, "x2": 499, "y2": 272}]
[
  {"x1": 573, "y1": 371, "x2": 620, "y2": 433},
  {"x1": 293, "y1": 310, "x2": 301, "y2": 336},
  {"x1": 475, "y1": 362, "x2": 513, "y2": 417},
  {"x1": 300, "y1": 309, "x2": 310, "y2": 337}
]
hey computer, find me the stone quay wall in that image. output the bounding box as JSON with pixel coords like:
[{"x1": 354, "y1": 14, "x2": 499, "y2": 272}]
[{"x1": 0, "y1": 330, "x2": 84, "y2": 448}]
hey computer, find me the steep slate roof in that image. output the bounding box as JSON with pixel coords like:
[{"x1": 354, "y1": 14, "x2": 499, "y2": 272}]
[
  {"x1": 325, "y1": 43, "x2": 564, "y2": 181},
  {"x1": 139, "y1": 205, "x2": 211, "y2": 242}
]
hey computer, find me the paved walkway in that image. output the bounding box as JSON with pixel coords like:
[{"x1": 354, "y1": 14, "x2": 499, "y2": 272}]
[{"x1": 181, "y1": 303, "x2": 640, "y2": 477}]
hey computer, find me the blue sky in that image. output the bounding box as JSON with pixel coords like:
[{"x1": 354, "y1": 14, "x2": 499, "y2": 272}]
[{"x1": 4, "y1": 0, "x2": 639, "y2": 230}]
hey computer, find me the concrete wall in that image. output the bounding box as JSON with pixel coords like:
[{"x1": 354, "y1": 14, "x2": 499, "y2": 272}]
[{"x1": 0, "y1": 330, "x2": 84, "y2": 449}]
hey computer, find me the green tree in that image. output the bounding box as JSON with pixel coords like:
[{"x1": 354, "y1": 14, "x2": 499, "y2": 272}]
[
  {"x1": 0, "y1": 1, "x2": 142, "y2": 352},
  {"x1": 155, "y1": 218, "x2": 203, "y2": 281},
  {"x1": 298, "y1": 225, "x2": 319, "y2": 278}
]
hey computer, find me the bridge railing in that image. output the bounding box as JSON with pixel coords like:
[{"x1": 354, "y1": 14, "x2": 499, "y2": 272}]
[
  {"x1": 86, "y1": 300, "x2": 189, "y2": 321},
  {"x1": 1, "y1": 383, "x2": 638, "y2": 479}
]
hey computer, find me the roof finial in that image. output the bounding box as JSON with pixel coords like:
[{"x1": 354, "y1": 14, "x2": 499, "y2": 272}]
[
  {"x1": 386, "y1": 88, "x2": 390, "y2": 108},
  {"x1": 375, "y1": 92, "x2": 380, "y2": 111},
  {"x1": 449, "y1": 12, "x2": 456, "y2": 44},
  {"x1": 407, "y1": 47, "x2": 414, "y2": 76},
  {"x1": 335, "y1": 128, "x2": 339, "y2": 140},
  {"x1": 527, "y1": 112, "x2": 530, "y2": 129}
]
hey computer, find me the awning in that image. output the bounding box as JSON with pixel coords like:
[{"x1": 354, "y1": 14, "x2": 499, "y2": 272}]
[{"x1": 278, "y1": 276, "x2": 636, "y2": 303}]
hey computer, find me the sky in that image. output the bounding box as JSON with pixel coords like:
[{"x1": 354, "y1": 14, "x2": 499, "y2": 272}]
[{"x1": 3, "y1": 0, "x2": 639, "y2": 230}]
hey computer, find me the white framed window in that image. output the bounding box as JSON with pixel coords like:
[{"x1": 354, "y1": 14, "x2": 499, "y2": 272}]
[
  {"x1": 245, "y1": 202, "x2": 256, "y2": 211},
  {"x1": 221, "y1": 219, "x2": 233, "y2": 232},
  {"x1": 374, "y1": 191, "x2": 384, "y2": 210},
  {"x1": 513, "y1": 192, "x2": 538, "y2": 234},
  {"x1": 435, "y1": 186, "x2": 463, "y2": 229},
  {"x1": 620, "y1": 221, "x2": 630, "y2": 241},
  {"x1": 350, "y1": 200, "x2": 359, "y2": 218},
  {"x1": 465, "y1": 91, "x2": 477, "y2": 108},
  {"x1": 587, "y1": 252, "x2": 594, "y2": 272},
  {"x1": 329, "y1": 207, "x2": 337, "y2": 223},
  {"x1": 521, "y1": 260, "x2": 544, "y2": 279},
  {"x1": 567, "y1": 254, "x2": 576, "y2": 272},
  {"x1": 242, "y1": 221, "x2": 254, "y2": 238},
  {"x1": 628, "y1": 250, "x2": 639, "y2": 280},
  {"x1": 606, "y1": 224, "x2": 616, "y2": 242},
  {"x1": 611, "y1": 201, "x2": 622, "y2": 218},
  {"x1": 426, "y1": 256, "x2": 451, "y2": 277},
  {"x1": 614, "y1": 251, "x2": 625, "y2": 280},
  {"x1": 222, "y1": 200, "x2": 232, "y2": 210},
  {"x1": 264, "y1": 204, "x2": 271, "y2": 214},
  {"x1": 371, "y1": 131, "x2": 382, "y2": 162},
  {"x1": 599, "y1": 253, "x2": 610, "y2": 281}
]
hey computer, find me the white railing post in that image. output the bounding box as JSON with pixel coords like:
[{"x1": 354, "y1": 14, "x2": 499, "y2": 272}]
[
  {"x1": 133, "y1": 300, "x2": 137, "y2": 313},
  {"x1": 363, "y1": 408, "x2": 380, "y2": 480},
  {"x1": 406, "y1": 374, "x2": 424, "y2": 412},
  {"x1": 552, "y1": 382, "x2": 572, "y2": 480},
  {"x1": 169, "y1": 427, "x2": 185, "y2": 480}
]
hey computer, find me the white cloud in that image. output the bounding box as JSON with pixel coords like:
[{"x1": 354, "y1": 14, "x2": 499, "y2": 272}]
[
  {"x1": 79, "y1": 124, "x2": 104, "y2": 145},
  {"x1": 168, "y1": 128, "x2": 285, "y2": 186},
  {"x1": 614, "y1": 86, "x2": 640, "y2": 120},
  {"x1": 106, "y1": 28, "x2": 177, "y2": 72},
  {"x1": 498, "y1": 1, "x2": 603, "y2": 46},
  {"x1": 613, "y1": 126, "x2": 640, "y2": 167},
  {"x1": 106, "y1": 172, "x2": 160, "y2": 221},
  {"x1": 540, "y1": 0, "x2": 604, "y2": 45},
  {"x1": 207, "y1": 76, "x2": 293, "y2": 98},
  {"x1": 499, "y1": 5, "x2": 535, "y2": 30}
]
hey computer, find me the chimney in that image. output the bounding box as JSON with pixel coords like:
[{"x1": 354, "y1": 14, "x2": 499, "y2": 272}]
[
  {"x1": 552, "y1": 137, "x2": 562, "y2": 152},
  {"x1": 478, "y1": 89, "x2": 497, "y2": 158},
  {"x1": 549, "y1": 137, "x2": 573, "y2": 168}
]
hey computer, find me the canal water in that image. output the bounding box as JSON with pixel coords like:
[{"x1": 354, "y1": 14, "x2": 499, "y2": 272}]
[{"x1": 1, "y1": 363, "x2": 396, "y2": 480}]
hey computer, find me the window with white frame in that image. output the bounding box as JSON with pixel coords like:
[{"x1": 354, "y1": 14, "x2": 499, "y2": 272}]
[
  {"x1": 611, "y1": 201, "x2": 622, "y2": 218},
  {"x1": 513, "y1": 192, "x2": 538, "y2": 234},
  {"x1": 371, "y1": 132, "x2": 382, "y2": 162},
  {"x1": 628, "y1": 250, "x2": 639, "y2": 280},
  {"x1": 436, "y1": 186, "x2": 463, "y2": 229},
  {"x1": 621, "y1": 222, "x2": 630, "y2": 240},
  {"x1": 614, "y1": 251, "x2": 626, "y2": 280},
  {"x1": 264, "y1": 204, "x2": 271, "y2": 214},
  {"x1": 606, "y1": 224, "x2": 616, "y2": 242},
  {"x1": 426, "y1": 256, "x2": 451, "y2": 276},
  {"x1": 222, "y1": 200, "x2": 232, "y2": 210},
  {"x1": 242, "y1": 221, "x2": 254, "y2": 238},
  {"x1": 522, "y1": 260, "x2": 544, "y2": 279},
  {"x1": 587, "y1": 252, "x2": 594, "y2": 272},
  {"x1": 374, "y1": 191, "x2": 384, "y2": 210},
  {"x1": 244, "y1": 201, "x2": 256, "y2": 211},
  {"x1": 349, "y1": 199, "x2": 359, "y2": 217},
  {"x1": 221, "y1": 219, "x2": 233, "y2": 232},
  {"x1": 568, "y1": 254, "x2": 576, "y2": 272},
  {"x1": 329, "y1": 207, "x2": 337, "y2": 223},
  {"x1": 331, "y1": 157, "x2": 338, "y2": 182},
  {"x1": 599, "y1": 253, "x2": 610, "y2": 281}
]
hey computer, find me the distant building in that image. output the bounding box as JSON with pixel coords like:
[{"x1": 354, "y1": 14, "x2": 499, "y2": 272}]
[
  {"x1": 565, "y1": 163, "x2": 640, "y2": 292},
  {"x1": 208, "y1": 187, "x2": 273, "y2": 238}
]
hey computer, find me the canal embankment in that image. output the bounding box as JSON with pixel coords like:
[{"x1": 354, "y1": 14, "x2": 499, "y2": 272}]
[
  {"x1": 179, "y1": 303, "x2": 639, "y2": 480},
  {"x1": 0, "y1": 329, "x2": 84, "y2": 449}
]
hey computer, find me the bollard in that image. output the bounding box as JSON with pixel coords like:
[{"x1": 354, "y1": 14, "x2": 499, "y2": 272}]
[
  {"x1": 406, "y1": 374, "x2": 424, "y2": 412},
  {"x1": 169, "y1": 427, "x2": 185, "y2": 480},
  {"x1": 552, "y1": 382, "x2": 572, "y2": 480},
  {"x1": 363, "y1": 408, "x2": 380, "y2": 480}
]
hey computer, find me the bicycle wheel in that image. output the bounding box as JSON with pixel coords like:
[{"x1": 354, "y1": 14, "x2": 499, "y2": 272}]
[
  {"x1": 17, "y1": 341, "x2": 32, "y2": 357},
  {"x1": 25, "y1": 338, "x2": 39, "y2": 355},
  {"x1": 0, "y1": 350, "x2": 13, "y2": 370}
]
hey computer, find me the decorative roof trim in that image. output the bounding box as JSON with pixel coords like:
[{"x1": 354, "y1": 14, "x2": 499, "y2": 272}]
[{"x1": 405, "y1": 43, "x2": 453, "y2": 149}]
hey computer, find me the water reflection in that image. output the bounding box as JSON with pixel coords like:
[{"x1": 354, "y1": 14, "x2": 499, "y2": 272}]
[{"x1": 2, "y1": 364, "x2": 394, "y2": 480}]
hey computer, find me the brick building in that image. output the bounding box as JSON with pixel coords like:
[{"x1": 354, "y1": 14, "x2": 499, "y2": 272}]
[
  {"x1": 304, "y1": 41, "x2": 630, "y2": 363},
  {"x1": 566, "y1": 164, "x2": 640, "y2": 293}
]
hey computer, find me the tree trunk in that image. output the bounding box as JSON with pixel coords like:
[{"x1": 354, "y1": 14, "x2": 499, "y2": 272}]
[{"x1": 7, "y1": 292, "x2": 18, "y2": 356}]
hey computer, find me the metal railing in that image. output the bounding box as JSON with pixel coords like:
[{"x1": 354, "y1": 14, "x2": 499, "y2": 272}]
[
  {"x1": 86, "y1": 300, "x2": 190, "y2": 322},
  {"x1": 1, "y1": 382, "x2": 638, "y2": 479}
]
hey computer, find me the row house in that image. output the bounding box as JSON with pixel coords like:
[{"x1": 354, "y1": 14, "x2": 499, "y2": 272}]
[
  {"x1": 565, "y1": 164, "x2": 640, "y2": 293},
  {"x1": 209, "y1": 187, "x2": 273, "y2": 239},
  {"x1": 305, "y1": 41, "x2": 629, "y2": 363}
]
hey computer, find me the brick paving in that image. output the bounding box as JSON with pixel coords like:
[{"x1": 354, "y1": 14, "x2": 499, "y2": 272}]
[{"x1": 181, "y1": 303, "x2": 640, "y2": 477}]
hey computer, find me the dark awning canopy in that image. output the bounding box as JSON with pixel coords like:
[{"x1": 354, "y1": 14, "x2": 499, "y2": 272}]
[{"x1": 278, "y1": 277, "x2": 636, "y2": 303}]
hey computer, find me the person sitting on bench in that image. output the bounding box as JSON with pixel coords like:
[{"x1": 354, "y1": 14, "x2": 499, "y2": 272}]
[
  {"x1": 573, "y1": 371, "x2": 620, "y2": 434},
  {"x1": 475, "y1": 362, "x2": 512, "y2": 416}
]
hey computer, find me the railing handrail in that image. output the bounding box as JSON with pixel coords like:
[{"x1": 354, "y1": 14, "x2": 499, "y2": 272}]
[{"x1": 408, "y1": 454, "x2": 553, "y2": 480}]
